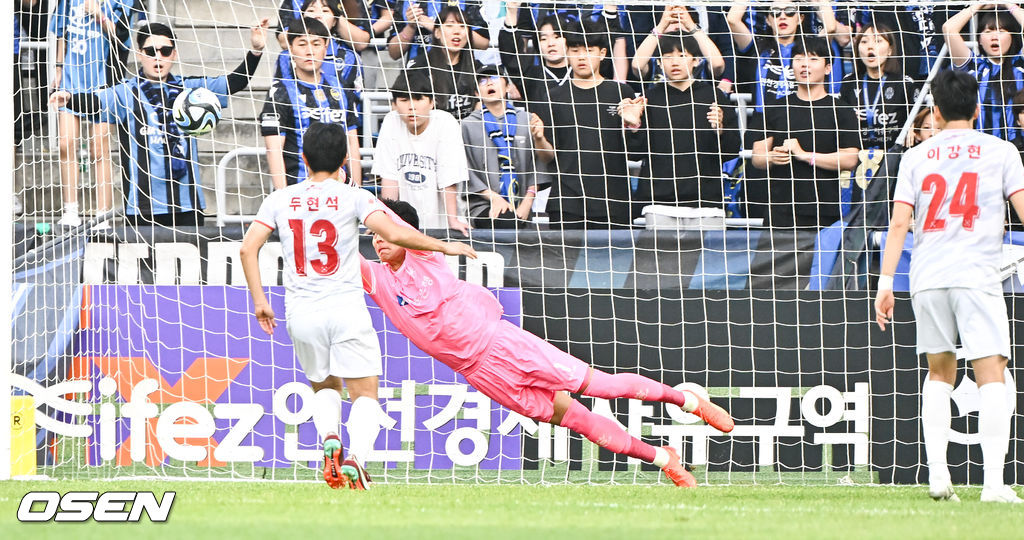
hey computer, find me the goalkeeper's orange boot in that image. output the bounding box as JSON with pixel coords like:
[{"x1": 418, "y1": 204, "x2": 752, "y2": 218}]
[
  {"x1": 322, "y1": 434, "x2": 350, "y2": 489},
  {"x1": 342, "y1": 456, "x2": 372, "y2": 491},
  {"x1": 686, "y1": 391, "x2": 735, "y2": 433},
  {"x1": 661, "y1": 447, "x2": 697, "y2": 488}
]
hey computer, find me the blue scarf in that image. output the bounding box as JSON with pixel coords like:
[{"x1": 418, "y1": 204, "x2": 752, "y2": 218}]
[
  {"x1": 482, "y1": 104, "x2": 519, "y2": 204},
  {"x1": 138, "y1": 75, "x2": 188, "y2": 180},
  {"x1": 281, "y1": 73, "x2": 339, "y2": 181}
]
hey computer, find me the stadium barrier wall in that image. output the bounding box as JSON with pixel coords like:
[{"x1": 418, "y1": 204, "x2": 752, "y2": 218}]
[{"x1": 10, "y1": 225, "x2": 1024, "y2": 484}]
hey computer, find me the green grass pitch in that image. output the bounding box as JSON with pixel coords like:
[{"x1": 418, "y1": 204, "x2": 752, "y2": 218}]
[{"x1": 0, "y1": 480, "x2": 1018, "y2": 539}]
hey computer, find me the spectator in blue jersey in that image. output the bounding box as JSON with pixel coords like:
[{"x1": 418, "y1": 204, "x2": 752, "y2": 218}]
[
  {"x1": 277, "y1": 0, "x2": 364, "y2": 108},
  {"x1": 630, "y1": 6, "x2": 725, "y2": 83},
  {"x1": 747, "y1": 37, "x2": 859, "y2": 228},
  {"x1": 462, "y1": 64, "x2": 543, "y2": 229},
  {"x1": 261, "y1": 18, "x2": 362, "y2": 189},
  {"x1": 726, "y1": 0, "x2": 842, "y2": 112},
  {"x1": 406, "y1": 5, "x2": 481, "y2": 120},
  {"x1": 387, "y1": 0, "x2": 489, "y2": 62},
  {"x1": 839, "y1": 23, "x2": 920, "y2": 151},
  {"x1": 50, "y1": 0, "x2": 142, "y2": 226},
  {"x1": 945, "y1": 5, "x2": 1024, "y2": 142},
  {"x1": 49, "y1": 21, "x2": 269, "y2": 228},
  {"x1": 498, "y1": 6, "x2": 570, "y2": 114}
]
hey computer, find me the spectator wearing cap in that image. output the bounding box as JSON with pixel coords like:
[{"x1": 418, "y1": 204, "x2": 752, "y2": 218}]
[
  {"x1": 406, "y1": 5, "x2": 481, "y2": 119},
  {"x1": 462, "y1": 64, "x2": 546, "y2": 228}
]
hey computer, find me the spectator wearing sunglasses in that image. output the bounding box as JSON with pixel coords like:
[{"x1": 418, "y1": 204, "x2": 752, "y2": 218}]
[
  {"x1": 49, "y1": 0, "x2": 144, "y2": 227},
  {"x1": 727, "y1": 0, "x2": 842, "y2": 112},
  {"x1": 49, "y1": 21, "x2": 269, "y2": 228}
]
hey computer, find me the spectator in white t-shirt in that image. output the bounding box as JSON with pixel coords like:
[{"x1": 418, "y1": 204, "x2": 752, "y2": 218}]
[{"x1": 371, "y1": 68, "x2": 470, "y2": 235}]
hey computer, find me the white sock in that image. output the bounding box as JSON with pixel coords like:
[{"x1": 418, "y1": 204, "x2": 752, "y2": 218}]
[
  {"x1": 652, "y1": 447, "x2": 670, "y2": 468},
  {"x1": 311, "y1": 388, "x2": 343, "y2": 444},
  {"x1": 978, "y1": 382, "x2": 1010, "y2": 490},
  {"x1": 63, "y1": 202, "x2": 79, "y2": 216},
  {"x1": 921, "y1": 379, "x2": 953, "y2": 485},
  {"x1": 346, "y1": 397, "x2": 383, "y2": 465}
]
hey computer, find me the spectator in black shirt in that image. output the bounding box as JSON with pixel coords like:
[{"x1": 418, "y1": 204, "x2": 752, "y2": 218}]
[
  {"x1": 749, "y1": 37, "x2": 860, "y2": 228},
  {"x1": 839, "y1": 23, "x2": 920, "y2": 151},
  {"x1": 628, "y1": 34, "x2": 739, "y2": 208},
  {"x1": 630, "y1": 6, "x2": 725, "y2": 83},
  {"x1": 407, "y1": 5, "x2": 480, "y2": 120},
  {"x1": 499, "y1": 6, "x2": 571, "y2": 114},
  {"x1": 534, "y1": 20, "x2": 639, "y2": 229}
]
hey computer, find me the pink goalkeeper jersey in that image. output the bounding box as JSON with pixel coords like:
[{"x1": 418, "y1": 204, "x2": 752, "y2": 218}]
[{"x1": 359, "y1": 225, "x2": 504, "y2": 374}]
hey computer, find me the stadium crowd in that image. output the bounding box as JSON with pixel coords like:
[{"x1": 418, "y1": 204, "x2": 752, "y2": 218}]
[{"x1": 17, "y1": 1, "x2": 1024, "y2": 231}]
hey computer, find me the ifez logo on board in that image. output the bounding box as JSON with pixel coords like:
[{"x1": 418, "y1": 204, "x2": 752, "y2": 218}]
[{"x1": 17, "y1": 491, "x2": 176, "y2": 522}]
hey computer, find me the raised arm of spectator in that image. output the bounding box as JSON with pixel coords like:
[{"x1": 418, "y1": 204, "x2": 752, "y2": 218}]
[
  {"x1": 726, "y1": 0, "x2": 754, "y2": 52},
  {"x1": 529, "y1": 113, "x2": 556, "y2": 164},
  {"x1": 782, "y1": 138, "x2": 859, "y2": 171},
  {"x1": 347, "y1": 129, "x2": 362, "y2": 186},
  {"x1": 463, "y1": 4, "x2": 492, "y2": 50},
  {"x1": 498, "y1": 2, "x2": 529, "y2": 79},
  {"x1": 691, "y1": 20, "x2": 726, "y2": 77},
  {"x1": 336, "y1": 7, "x2": 372, "y2": 52},
  {"x1": 226, "y1": 19, "x2": 269, "y2": 94},
  {"x1": 632, "y1": 6, "x2": 683, "y2": 78},
  {"x1": 388, "y1": 2, "x2": 431, "y2": 60},
  {"x1": 265, "y1": 135, "x2": 288, "y2": 190},
  {"x1": 277, "y1": 0, "x2": 297, "y2": 49},
  {"x1": 1007, "y1": 3, "x2": 1024, "y2": 30},
  {"x1": 943, "y1": 4, "x2": 980, "y2": 68},
  {"x1": 813, "y1": 0, "x2": 838, "y2": 36},
  {"x1": 82, "y1": 0, "x2": 126, "y2": 38},
  {"x1": 371, "y1": 5, "x2": 395, "y2": 36}
]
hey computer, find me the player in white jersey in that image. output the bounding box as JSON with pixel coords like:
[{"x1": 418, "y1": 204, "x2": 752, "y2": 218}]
[
  {"x1": 876, "y1": 70, "x2": 1024, "y2": 504},
  {"x1": 240, "y1": 122, "x2": 476, "y2": 489}
]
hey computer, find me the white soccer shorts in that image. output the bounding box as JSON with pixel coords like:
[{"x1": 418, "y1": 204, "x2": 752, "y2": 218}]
[
  {"x1": 285, "y1": 296, "x2": 383, "y2": 383},
  {"x1": 911, "y1": 288, "x2": 1012, "y2": 361}
]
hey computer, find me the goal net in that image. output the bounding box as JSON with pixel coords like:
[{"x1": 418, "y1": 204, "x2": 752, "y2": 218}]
[{"x1": 8, "y1": 0, "x2": 1022, "y2": 486}]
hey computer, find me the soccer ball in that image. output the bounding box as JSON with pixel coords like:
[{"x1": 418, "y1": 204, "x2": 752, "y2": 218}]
[{"x1": 172, "y1": 87, "x2": 222, "y2": 136}]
